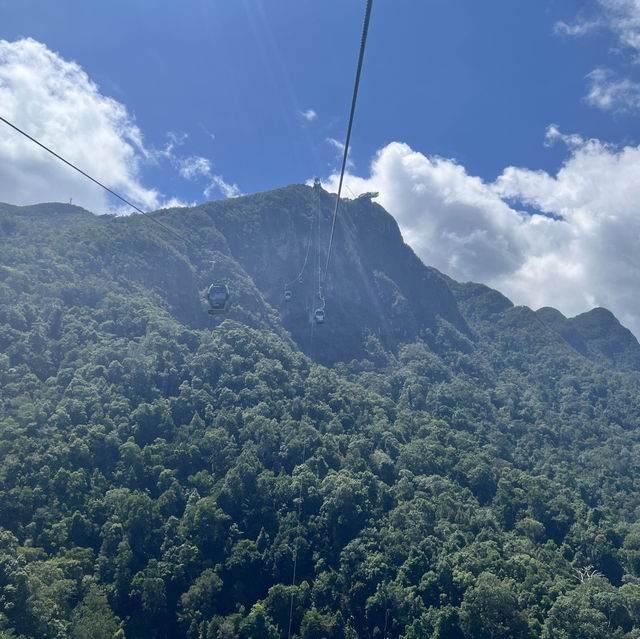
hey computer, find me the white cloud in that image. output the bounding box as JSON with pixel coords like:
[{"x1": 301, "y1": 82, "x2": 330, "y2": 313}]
[
  {"x1": 323, "y1": 142, "x2": 526, "y2": 282},
  {"x1": 557, "y1": 0, "x2": 640, "y2": 54},
  {"x1": 160, "y1": 132, "x2": 241, "y2": 200},
  {"x1": 199, "y1": 122, "x2": 216, "y2": 141},
  {"x1": 585, "y1": 67, "x2": 640, "y2": 110},
  {"x1": 554, "y1": 19, "x2": 603, "y2": 37},
  {"x1": 598, "y1": 0, "x2": 640, "y2": 55},
  {"x1": 557, "y1": 1, "x2": 640, "y2": 110},
  {"x1": 177, "y1": 156, "x2": 212, "y2": 180},
  {"x1": 0, "y1": 38, "x2": 161, "y2": 213},
  {"x1": 326, "y1": 137, "x2": 355, "y2": 170},
  {"x1": 544, "y1": 124, "x2": 585, "y2": 150},
  {"x1": 0, "y1": 39, "x2": 240, "y2": 212},
  {"x1": 161, "y1": 197, "x2": 190, "y2": 209},
  {"x1": 204, "y1": 175, "x2": 241, "y2": 199},
  {"x1": 322, "y1": 136, "x2": 640, "y2": 337},
  {"x1": 301, "y1": 109, "x2": 317, "y2": 121},
  {"x1": 327, "y1": 137, "x2": 345, "y2": 154}
]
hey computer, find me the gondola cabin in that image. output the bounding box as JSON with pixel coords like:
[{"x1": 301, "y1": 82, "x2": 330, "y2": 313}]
[
  {"x1": 207, "y1": 283, "x2": 230, "y2": 315},
  {"x1": 284, "y1": 290, "x2": 292, "y2": 302},
  {"x1": 314, "y1": 309, "x2": 325, "y2": 324}
]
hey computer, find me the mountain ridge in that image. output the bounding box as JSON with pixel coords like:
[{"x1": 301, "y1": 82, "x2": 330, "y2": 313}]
[{"x1": 5, "y1": 184, "x2": 635, "y2": 372}]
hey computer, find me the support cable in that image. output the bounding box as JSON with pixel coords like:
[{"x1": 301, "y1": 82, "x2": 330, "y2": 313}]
[
  {"x1": 322, "y1": 0, "x2": 373, "y2": 285},
  {"x1": 0, "y1": 115, "x2": 194, "y2": 247},
  {"x1": 285, "y1": 179, "x2": 321, "y2": 290}
]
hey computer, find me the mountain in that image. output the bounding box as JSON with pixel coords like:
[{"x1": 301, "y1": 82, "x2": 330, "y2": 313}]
[
  {"x1": 2, "y1": 186, "x2": 640, "y2": 639},
  {"x1": 171, "y1": 183, "x2": 469, "y2": 364},
  {"x1": 4, "y1": 185, "x2": 637, "y2": 372},
  {"x1": 536, "y1": 306, "x2": 640, "y2": 372}
]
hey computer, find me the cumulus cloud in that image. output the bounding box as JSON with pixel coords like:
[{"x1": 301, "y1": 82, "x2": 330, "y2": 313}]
[
  {"x1": 494, "y1": 129, "x2": 640, "y2": 333},
  {"x1": 326, "y1": 143, "x2": 526, "y2": 282},
  {"x1": 0, "y1": 38, "x2": 239, "y2": 213},
  {"x1": 0, "y1": 38, "x2": 163, "y2": 213},
  {"x1": 301, "y1": 109, "x2": 317, "y2": 121},
  {"x1": 322, "y1": 136, "x2": 640, "y2": 337}
]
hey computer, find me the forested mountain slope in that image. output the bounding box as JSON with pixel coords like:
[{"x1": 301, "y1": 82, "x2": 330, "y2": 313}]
[
  {"x1": 535, "y1": 305, "x2": 640, "y2": 372},
  {"x1": 2, "y1": 187, "x2": 640, "y2": 639}
]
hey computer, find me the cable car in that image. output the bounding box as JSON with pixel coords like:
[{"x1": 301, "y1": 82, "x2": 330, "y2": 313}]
[
  {"x1": 284, "y1": 290, "x2": 292, "y2": 302},
  {"x1": 298, "y1": 276, "x2": 303, "y2": 285},
  {"x1": 207, "y1": 283, "x2": 230, "y2": 315},
  {"x1": 314, "y1": 309, "x2": 325, "y2": 324}
]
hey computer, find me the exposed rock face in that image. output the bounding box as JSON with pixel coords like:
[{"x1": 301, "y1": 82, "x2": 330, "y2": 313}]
[{"x1": 197, "y1": 184, "x2": 467, "y2": 364}]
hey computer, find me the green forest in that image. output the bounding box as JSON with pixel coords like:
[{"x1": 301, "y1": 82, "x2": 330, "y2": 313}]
[{"x1": 3, "y1": 186, "x2": 640, "y2": 638}]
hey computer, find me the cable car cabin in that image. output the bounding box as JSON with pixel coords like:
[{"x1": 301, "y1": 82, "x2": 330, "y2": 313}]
[
  {"x1": 207, "y1": 283, "x2": 230, "y2": 315},
  {"x1": 298, "y1": 276, "x2": 303, "y2": 285},
  {"x1": 284, "y1": 290, "x2": 292, "y2": 302},
  {"x1": 314, "y1": 309, "x2": 325, "y2": 324}
]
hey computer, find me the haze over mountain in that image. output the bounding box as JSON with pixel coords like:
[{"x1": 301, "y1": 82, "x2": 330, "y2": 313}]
[{"x1": 3, "y1": 186, "x2": 640, "y2": 638}]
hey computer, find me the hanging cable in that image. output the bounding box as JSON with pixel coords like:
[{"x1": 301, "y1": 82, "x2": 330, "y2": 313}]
[
  {"x1": 322, "y1": 0, "x2": 374, "y2": 285},
  {"x1": 308, "y1": 187, "x2": 320, "y2": 352},
  {"x1": 0, "y1": 115, "x2": 194, "y2": 248},
  {"x1": 285, "y1": 179, "x2": 321, "y2": 290},
  {"x1": 316, "y1": 179, "x2": 322, "y2": 304}
]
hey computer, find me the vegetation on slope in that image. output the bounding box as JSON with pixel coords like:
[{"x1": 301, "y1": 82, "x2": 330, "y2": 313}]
[{"x1": 2, "y1": 193, "x2": 640, "y2": 638}]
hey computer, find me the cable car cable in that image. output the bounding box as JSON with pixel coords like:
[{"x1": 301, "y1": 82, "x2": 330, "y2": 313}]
[
  {"x1": 316, "y1": 179, "x2": 322, "y2": 302},
  {"x1": 284, "y1": 178, "x2": 321, "y2": 297},
  {"x1": 295, "y1": 188, "x2": 316, "y2": 285},
  {"x1": 0, "y1": 115, "x2": 195, "y2": 248},
  {"x1": 313, "y1": 174, "x2": 325, "y2": 324},
  {"x1": 322, "y1": 0, "x2": 373, "y2": 285}
]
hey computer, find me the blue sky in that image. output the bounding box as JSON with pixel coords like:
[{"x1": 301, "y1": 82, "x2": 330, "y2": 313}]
[
  {"x1": 3, "y1": 0, "x2": 640, "y2": 336},
  {"x1": 2, "y1": 0, "x2": 627, "y2": 196}
]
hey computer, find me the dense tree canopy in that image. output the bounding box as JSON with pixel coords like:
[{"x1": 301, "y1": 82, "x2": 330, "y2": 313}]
[{"x1": 3, "y1": 192, "x2": 640, "y2": 638}]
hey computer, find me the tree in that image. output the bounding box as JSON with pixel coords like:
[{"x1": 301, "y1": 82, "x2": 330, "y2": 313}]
[
  {"x1": 69, "y1": 583, "x2": 121, "y2": 639},
  {"x1": 238, "y1": 603, "x2": 279, "y2": 639},
  {"x1": 300, "y1": 607, "x2": 337, "y2": 639},
  {"x1": 459, "y1": 572, "x2": 531, "y2": 639},
  {"x1": 542, "y1": 577, "x2": 633, "y2": 639}
]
